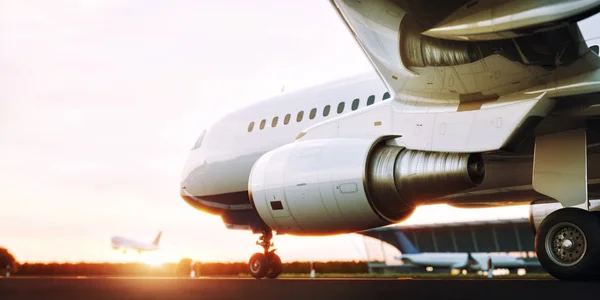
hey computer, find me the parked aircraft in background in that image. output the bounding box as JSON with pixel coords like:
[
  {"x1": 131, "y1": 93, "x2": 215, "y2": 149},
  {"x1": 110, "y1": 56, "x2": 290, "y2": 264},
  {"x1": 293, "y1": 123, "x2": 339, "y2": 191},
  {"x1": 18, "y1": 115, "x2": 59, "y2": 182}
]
[
  {"x1": 180, "y1": 0, "x2": 600, "y2": 280},
  {"x1": 111, "y1": 232, "x2": 162, "y2": 254},
  {"x1": 360, "y1": 218, "x2": 542, "y2": 273},
  {"x1": 388, "y1": 230, "x2": 524, "y2": 272},
  {"x1": 398, "y1": 251, "x2": 524, "y2": 273}
]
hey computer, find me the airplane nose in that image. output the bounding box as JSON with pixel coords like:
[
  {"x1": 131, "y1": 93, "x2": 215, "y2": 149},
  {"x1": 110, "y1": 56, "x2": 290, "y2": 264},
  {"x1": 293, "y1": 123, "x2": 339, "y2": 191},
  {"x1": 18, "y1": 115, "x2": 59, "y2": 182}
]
[
  {"x1": 180, "y1": 162, "x2": 204, "y2": 195},
  {"x1": 180, "y1": 171, "x2": 190, "y2": 193},
  {"x1": 180, "y1": 173, "x2": 209, "y2": 206},
  {"x1": 179, "y1": 182, "x2": 224, "y2": 216},
  {"x1": 180, "y1": 175, "x2": 193, "y2": 197},
  {"x1": 180, "y1": 176, "x2": 187, "y2": 190},
  {"x1": 181, "y1": 128, "x2": 207, "y2": 184}
]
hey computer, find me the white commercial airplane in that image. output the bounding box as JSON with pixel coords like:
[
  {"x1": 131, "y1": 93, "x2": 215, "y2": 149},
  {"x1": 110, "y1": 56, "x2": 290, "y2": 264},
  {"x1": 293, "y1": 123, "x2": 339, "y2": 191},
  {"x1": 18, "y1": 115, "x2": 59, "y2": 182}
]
[
  {"x1": 360, "y1": 219, "x2": 539, "y2": 272},
  {"x1": 399, "y1": 252, "x2": 524, "y2": 273},
  {"x1": 390, "y1": 231, "x2": 526, "y2": 272},
  {"x1": 180, "y1": 0, "x2": 600, "y2": 280},
  {"x1": 111, "y1": 232, "x2": 162, "y2": 254}
]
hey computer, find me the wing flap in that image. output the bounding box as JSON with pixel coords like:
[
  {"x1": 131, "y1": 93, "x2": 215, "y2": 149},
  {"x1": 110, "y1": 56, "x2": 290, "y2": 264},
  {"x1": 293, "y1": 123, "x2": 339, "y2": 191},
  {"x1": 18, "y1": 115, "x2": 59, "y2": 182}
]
[{"x1": 423, "y1": 0, "x2": 600, "y2": 41}]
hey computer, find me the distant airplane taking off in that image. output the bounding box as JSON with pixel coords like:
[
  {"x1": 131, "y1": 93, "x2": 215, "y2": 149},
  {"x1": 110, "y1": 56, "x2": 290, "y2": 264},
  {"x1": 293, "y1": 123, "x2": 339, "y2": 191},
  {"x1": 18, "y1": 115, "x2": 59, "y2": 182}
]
[{"x1": 111, "y1": 231, "x2": 162, "y2": 254}]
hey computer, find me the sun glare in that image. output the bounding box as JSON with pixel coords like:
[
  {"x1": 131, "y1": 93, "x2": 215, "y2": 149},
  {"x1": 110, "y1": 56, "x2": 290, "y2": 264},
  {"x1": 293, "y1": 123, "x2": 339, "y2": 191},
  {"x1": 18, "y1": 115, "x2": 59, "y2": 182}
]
[{"x1": 139, "y1": 254, "x2": 166, "y2": 268}]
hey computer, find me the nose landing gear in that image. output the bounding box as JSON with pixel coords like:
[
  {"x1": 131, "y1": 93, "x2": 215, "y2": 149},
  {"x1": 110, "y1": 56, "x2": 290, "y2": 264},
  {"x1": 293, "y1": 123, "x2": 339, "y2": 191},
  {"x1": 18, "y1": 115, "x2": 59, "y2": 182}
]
[{"x1": 248, "y1": 229, "x2": 282, "y2": 279}]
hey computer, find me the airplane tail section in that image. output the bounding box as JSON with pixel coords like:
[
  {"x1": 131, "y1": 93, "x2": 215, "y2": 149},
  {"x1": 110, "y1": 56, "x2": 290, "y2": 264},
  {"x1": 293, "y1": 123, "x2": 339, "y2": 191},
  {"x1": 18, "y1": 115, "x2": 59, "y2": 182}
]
[
  {"x1": 395, "y1": 231, "x2": 420, "y2": 254},
  {"x1": 152, "y1": 231, "x2": 162, "y2": 246},
  {"x1": 466, "y1": 252, "x2": 482, "y2": 271},
  {"x1": 360, "y1": 228, "x2": 420, "y2": 254}
]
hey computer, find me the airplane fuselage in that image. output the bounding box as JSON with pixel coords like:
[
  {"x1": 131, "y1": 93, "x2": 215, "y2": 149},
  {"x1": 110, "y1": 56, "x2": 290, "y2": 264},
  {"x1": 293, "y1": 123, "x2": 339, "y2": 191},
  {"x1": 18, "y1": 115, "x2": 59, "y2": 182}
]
[
  {"x1": 180, "y1": 72, "x2": 600, "y2": 233},
  {"x1": 399, "y1": 253, "x2": 525, "y2": 270},
  {"x1": 111, "y1": 236, "x2": 159, "y2": 252},
  {"x1": 181, "y1": 74, "x2": 388, "y2": 198},
  {"x1": 180, "y1": 74, "x2": 392, "y2": 230}
]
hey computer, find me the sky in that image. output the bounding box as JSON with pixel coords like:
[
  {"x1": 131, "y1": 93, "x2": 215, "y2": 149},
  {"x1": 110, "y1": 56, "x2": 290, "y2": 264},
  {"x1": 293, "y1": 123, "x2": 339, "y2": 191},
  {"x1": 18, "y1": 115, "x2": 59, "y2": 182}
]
[{"x1": 1, "y1": 0, "x2": 599, "y2": 264}]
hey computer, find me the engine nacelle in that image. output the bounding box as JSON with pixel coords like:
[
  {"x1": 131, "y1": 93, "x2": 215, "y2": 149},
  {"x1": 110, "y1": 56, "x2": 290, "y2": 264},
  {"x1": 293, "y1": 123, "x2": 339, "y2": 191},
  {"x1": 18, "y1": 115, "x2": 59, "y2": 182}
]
[{"x1": 249, "y1": 138, "x2": 485, "y2": 235}]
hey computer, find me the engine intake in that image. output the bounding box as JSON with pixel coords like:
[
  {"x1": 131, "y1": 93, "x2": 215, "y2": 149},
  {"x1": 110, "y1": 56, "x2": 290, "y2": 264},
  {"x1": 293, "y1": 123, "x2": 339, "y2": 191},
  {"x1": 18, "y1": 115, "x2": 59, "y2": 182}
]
[{"x1": 249, "y1": 138, "x2": 485, "y2": 235}]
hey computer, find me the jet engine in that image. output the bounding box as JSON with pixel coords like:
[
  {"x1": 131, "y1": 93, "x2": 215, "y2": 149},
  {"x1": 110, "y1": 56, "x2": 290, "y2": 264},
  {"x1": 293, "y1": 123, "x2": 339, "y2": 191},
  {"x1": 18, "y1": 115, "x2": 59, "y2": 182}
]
[{"x1": 249, "y1": 138, "x2": 485, "y2": 235}]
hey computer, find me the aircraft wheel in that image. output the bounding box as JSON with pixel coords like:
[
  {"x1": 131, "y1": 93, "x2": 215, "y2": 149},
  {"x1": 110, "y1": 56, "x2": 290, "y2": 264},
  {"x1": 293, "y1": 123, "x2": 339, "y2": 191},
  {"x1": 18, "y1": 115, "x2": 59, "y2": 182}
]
[
  {"x1": 535, "y1": 208, "x2": 600, "y2": 280},
  {"x1": 249, "y1": 253, "x2": 268, "y2": 279},
  {"x1": 265, "y1": 253, "x2": 282, "y2": 279}
]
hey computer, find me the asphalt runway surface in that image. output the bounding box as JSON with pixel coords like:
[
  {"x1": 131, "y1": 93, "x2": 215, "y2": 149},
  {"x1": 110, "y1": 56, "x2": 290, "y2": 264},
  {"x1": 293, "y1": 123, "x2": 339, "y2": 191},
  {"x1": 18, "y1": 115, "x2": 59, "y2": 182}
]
[{"x1": 1, "y1": 277, "x2": 598, "y2": 300}]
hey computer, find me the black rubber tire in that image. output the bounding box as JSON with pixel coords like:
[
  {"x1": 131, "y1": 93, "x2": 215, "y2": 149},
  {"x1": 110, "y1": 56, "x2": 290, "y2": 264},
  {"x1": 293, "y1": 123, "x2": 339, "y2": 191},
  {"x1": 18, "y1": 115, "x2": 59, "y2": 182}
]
[
  {"x1": 535, "y1": 208, "x2": 600, "y2": 280},
  {"x1": 593, "y1": 211, "x2": 600, "y2": 279},
  {"x1": 249, "y1": 253, "x2": 268, "y2": 279},
  {"x1": 266, "y1": 253, "x2": 282, "y2": 279}
]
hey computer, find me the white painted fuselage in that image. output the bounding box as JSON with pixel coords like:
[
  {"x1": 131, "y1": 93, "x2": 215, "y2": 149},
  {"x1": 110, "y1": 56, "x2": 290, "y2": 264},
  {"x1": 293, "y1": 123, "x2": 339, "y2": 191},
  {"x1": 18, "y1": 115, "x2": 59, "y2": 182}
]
[
  {"x1": 110, "y1": 232, "x2": 161, "y2": 253},
  {"x1": 181, "y1": 74, "x2": 388, "y2": 198},
  {"x1": 398, "y1": 253, "x2": 525, "y2": 270},
  {"x1": 180, "y1": 70, "x2": 600, "y2": 230},
  {"x1": 180, "y1": 9, "x2": 600, "y2": 233}
]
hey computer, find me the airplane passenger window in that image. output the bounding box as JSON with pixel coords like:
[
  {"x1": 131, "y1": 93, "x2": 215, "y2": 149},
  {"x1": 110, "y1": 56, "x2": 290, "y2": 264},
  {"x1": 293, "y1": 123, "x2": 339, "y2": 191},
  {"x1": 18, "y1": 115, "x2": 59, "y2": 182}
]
[
  {"x1": 310, "y1": 108, "x2": 317, "y2": 120},
  {"x1": 248, "y1": 122, "x2": 255, "y2": 132},
  {"x1": 383, "y1": 92, "x2": 391, "y2": 100},
  {"x1": 297, "y1": 111, "x2": 304, "y2": 122},
  {"x1": 260, "y1": 119, "x2": 266, "y2": 130},
  {"x1": 337, "y1": 102, "x2": 345, "y2": 114},
  {"x1": 367, "y1": 95, "x2": 375, "y2": 106},
  {"x1": 352, "y1": 98, "x2": 359, "y2": 111},
  {"x1": 272, "y1": 116, "x2": 278, "y2": 127},
  {"x1": 284, "y1": 114, "x2": 291, "y2": 125},
  {"x1": 323, "y1": 105, "x2": 330, "y2": 117}
]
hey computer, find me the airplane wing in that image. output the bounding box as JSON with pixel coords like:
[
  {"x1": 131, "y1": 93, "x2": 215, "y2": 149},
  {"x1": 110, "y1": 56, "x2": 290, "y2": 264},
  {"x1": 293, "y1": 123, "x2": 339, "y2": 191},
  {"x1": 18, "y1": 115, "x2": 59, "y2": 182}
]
[
  {"x1": 450, "y1": 261, "x2": 468, "y2": 269},
  {"x1": 330, "y1": 0, "x2": 600, "y2": 106}
]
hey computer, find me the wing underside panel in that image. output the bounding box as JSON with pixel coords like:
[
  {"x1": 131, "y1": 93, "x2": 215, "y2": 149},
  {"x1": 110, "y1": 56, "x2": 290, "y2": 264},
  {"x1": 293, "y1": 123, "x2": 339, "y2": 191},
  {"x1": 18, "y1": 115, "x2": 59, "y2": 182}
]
[{"x1": 331, "y1": 0, "x2": 600, "y2": 103}]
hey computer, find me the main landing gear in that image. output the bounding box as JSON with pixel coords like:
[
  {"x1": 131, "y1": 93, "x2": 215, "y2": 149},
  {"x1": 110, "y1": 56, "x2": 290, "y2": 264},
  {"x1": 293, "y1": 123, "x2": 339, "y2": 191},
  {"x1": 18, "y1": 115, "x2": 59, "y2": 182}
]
[
  {"x1": 535, "y1": 208, "x2": 600, "y2": 280},
  {"x1": 532, "y1": 129, "x2": 600, "y2": 280},
  {"x1": 248, "y1": 229, "x2": 282, "y2": 279}
]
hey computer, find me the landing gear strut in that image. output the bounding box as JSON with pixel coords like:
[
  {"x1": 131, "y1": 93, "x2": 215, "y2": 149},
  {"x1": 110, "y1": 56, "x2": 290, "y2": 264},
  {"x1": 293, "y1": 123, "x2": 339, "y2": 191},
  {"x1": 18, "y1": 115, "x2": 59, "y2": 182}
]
[{"x1": 248, "y1": 229, "x2": 282, "y2": 279}]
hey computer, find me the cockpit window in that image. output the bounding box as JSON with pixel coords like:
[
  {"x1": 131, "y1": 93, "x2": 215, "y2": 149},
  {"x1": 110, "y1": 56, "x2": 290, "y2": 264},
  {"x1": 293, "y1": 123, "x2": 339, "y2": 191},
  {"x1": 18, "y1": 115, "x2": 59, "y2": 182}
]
[
  {"x1": 191, "y1": 130, "x2": 206, "y2": 150},
  {"x1": 383, "y1": 92, "x2": 391, "y2": 100}
]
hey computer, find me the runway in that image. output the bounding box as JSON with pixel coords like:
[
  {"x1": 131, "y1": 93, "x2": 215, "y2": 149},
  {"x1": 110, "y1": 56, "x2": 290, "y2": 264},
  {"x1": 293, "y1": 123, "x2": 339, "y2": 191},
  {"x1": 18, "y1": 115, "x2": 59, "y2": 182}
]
[{"x1": 1, "y1": 277, "x2": 597, "y2": 300}]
